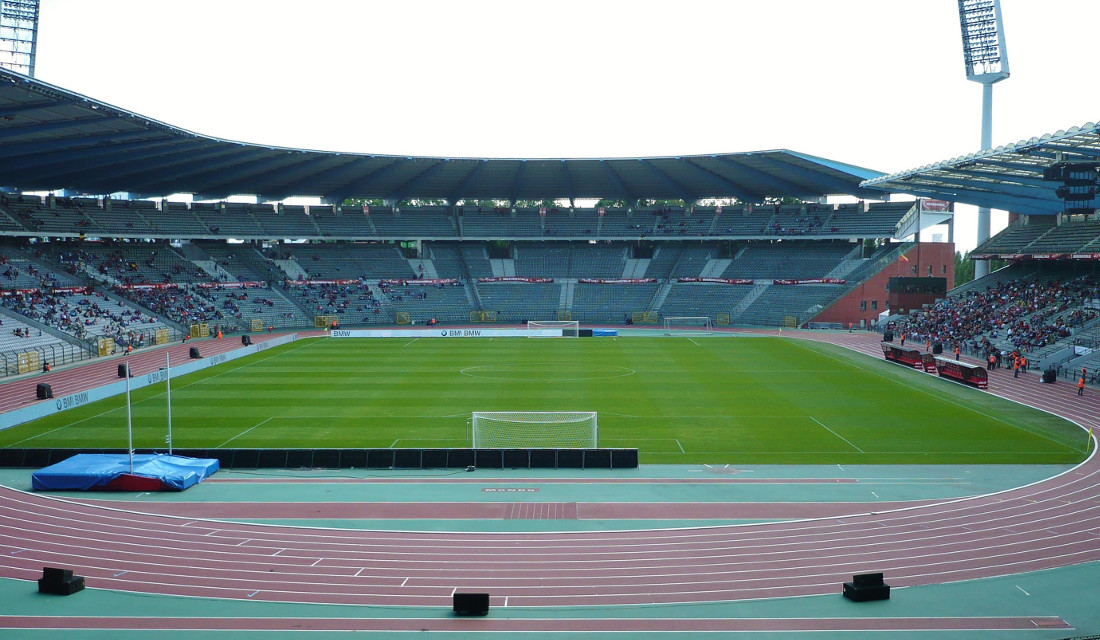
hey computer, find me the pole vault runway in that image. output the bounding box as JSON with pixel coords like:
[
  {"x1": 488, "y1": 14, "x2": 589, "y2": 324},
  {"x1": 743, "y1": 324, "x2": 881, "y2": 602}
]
[{"x1": 0, "y1": 330, "x2": 1097, "y2": 634}]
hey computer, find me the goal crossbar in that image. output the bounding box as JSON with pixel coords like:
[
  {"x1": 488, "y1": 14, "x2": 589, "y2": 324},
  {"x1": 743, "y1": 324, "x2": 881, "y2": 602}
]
[
  {"x1": 527, "y1": 320, "x2": 580, "y2": 337},
  {"x1": 664, "y1": 316, "x2": 713, "y2": 336},
  {"x1": 471, "y1": 411, "x2": 597, "y2": 448}
]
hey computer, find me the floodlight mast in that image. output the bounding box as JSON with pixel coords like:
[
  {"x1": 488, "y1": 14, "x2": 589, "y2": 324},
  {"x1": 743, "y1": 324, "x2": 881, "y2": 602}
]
[
  {"x1": 958, "y1": 0, "x2": 1009, "y2": 279},
  {"x1": 0, "y1": 0, "x2": 39, "y2": 77}
]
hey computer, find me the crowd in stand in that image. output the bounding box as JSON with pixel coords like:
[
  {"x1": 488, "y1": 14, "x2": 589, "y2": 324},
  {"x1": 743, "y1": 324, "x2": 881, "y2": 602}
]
[
  {"x1": 900, "y1": 276, "x2": 1099, "y2": 360},
  {"x1": 1, "y1": 289, "x2": 158, "y2": 346},
  {"x1": 286, "y1": 282, "x2": 383, "y2": 319}
]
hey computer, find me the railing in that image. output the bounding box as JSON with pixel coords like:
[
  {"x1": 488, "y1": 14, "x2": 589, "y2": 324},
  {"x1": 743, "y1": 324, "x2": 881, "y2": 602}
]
[{"x1": 0, "y1": 342, "x2": 93, "y2": 377}]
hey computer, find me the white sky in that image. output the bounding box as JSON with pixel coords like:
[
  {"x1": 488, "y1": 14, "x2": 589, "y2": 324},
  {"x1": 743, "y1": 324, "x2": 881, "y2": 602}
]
[{"x1": 30, "y1": 0, "x2": 1100, "y2": 250}]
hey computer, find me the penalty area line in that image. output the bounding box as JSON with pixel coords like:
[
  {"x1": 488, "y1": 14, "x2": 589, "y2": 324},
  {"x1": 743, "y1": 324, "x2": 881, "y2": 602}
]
[
  {"x1": 216, "y1": 417, "x2": 273, "y2": 449},
  {"x1": 810, "y1": 416, "x2": 864, "y2": 453}
]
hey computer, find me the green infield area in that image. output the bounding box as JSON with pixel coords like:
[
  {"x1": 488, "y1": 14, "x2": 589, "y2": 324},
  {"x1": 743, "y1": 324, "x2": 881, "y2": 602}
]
[{"x1": 0, "y1": 336, "x2": 1088, "y2": 464}]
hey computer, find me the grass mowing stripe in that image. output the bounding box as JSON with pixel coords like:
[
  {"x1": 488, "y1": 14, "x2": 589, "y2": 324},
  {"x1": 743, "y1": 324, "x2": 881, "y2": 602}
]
[
  {"x1": 0, "y1": 337, "x2": 1085, "y2": 465},
  {"x1": 790, "y1": 338, "x2": 1087, "y2": 453}
]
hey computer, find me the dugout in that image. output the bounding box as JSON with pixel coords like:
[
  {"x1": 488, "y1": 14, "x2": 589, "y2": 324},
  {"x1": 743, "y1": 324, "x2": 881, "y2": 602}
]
[
  {"x1": 880, "y1": 342, "x2": 922, "y2": 369},
  {"x1": 933, "y1": 357, "x2": 988, "y2": 389}
]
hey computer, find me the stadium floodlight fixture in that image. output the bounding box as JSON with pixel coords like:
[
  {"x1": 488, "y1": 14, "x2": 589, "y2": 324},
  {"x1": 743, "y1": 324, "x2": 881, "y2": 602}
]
[
  {"x1": 0, "y1": 0, "x2": 39, "y2": 77},
  {"x1": 959, "y1": 0, "x2": 1010, "y2": 85},
  {"x1": 958, "y1": 0, "x2": 1009, "y2": 279}
]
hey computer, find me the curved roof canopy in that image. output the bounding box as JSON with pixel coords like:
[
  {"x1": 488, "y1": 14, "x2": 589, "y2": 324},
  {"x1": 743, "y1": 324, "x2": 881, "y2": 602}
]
[
  {"x1": 0, "y1": 68, "x2": 883, "y2": 203},
  {"x1": 862, "y1": 122, "x2": 1100, "y2": 215}
]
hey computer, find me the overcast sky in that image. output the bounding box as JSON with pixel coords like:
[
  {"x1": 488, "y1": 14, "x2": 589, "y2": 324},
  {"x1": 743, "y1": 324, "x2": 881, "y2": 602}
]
[{"x1": 30, "y1": 0, "x2": 1100, "y2": 249}]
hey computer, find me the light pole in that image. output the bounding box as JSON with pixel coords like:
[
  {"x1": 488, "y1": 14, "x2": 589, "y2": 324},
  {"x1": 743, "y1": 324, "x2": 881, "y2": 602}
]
[{"x1": 958, "y1": 0, "x2": 1010, "y2": 279}]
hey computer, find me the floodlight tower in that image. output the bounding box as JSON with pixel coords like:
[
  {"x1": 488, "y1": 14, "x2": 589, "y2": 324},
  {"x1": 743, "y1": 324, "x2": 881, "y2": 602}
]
[
  {"x1": 0, "y1": 0, "x2": 39, "y2": 77},
  {"x1": 958, "y1": 0, "x2": 1009, "y2": 279}
]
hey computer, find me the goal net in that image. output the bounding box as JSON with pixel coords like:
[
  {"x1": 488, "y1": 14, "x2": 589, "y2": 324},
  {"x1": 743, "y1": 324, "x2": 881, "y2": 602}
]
[
  {"x1": 527, "y1": 320, "x2": 580, "y2": 337},
  {"x1": 664, "y1": 316, "x2": 713, "y2": 336},
  {"x1": 471, "y1": 411, "x2": 597, "y2": 448}
]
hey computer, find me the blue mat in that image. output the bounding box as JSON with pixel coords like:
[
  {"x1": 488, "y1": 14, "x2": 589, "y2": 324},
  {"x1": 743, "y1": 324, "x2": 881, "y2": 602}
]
[{"x1": 32, "y1": 453, "x2": 219, "y2": 491}]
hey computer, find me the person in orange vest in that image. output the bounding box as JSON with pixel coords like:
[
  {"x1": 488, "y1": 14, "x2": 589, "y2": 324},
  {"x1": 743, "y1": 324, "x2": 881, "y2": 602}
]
[
  {"x1": 926, "y1": 339, "x2": 931, "y2": 352},
  {"x1": 216, "y1": 330, "x2": 223, "y2": 339},
  {"x1": 42, "y1": 362, "x2": 50, "y2": 373},
  {"x1": 955, "y1": 345, "x2": 960, "y2": 361},
  {"x1": 900, "y1": 332, "x2": 905, "y2": 346},
  {"x1": 1079, "y1": 377, "x2": 1086, "y2": 396},
  {"x1": 1013, "y1": 356, "x2": 1020, "y2": 379},
  {"x1": 268, "y1": 325, "x2": 274, "y2": 332},
  {"x1": 1020, "y1": 356, "x2": 1027, "y2": 374},
  {"x1": 987, "y1": 353, "x2": 996, "y2": 371},
  {"x1": 126, "y1": 344, "x2": 133, "y2": 354}
]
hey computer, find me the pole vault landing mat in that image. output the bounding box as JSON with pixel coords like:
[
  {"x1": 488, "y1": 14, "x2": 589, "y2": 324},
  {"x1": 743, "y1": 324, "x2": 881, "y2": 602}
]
[{"x1": 31, "y1": 453, "x2": 219, "y2": 492}]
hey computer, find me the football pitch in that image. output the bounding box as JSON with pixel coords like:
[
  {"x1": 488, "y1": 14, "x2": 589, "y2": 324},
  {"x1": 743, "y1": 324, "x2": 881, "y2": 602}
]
[{"x1": 0, "y1": 336, "x2": 1087, "y2": 465}]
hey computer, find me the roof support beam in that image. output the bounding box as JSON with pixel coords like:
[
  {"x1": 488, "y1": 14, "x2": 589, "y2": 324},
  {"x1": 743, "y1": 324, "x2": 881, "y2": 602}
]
[
  {"x1": 510, "y1": 160, "x2": 527, "y2": 205},
  {"x1": 261, "y1": 156, "x2": 366, "y2": 200},
  {"x1": 560, "y1": 160, "x2": 576, "y2": 206},
  {"x1": 0, "y1": 139, "x2": 201, "y2": 180},
  {"x1": 637, "y1": 159, "x2": 693, "y2": 203},
  {"x1": 600, "y1": 160, "x2": 635, "y2": 203},
  {"x1": 880, "y1": 186, "x2": 1061, "y2": 215},
  {"x1": 0, "y1": 115, "x2": 123, "y2": 141},
  {"x1": 387, "y1": 159, "x2": 450, "y2": 202},
  {"x1": 709, "y1": 155, "x2": 808, "y2": 198},
  {"x1": 195, "y1": 152, "x2": 312, "y2": 196},
  {"x1": 450, "y1": 160, "x2": 488, "y2": 203},
  {"x1": 0, "y1": 130, "x2": 158, "y2": 160},
  {"x1": 0, "y1": 138, "x2": 192, "y2": 174},
  {"x1": 745, "y1": 154, "x2": 869, "y2": 197},
  {"x1": 329, "y1": 158, "x2": 408, "y2": 203},
  {"x1": 0, "y1": 100, "x2": 62, "y2": 118},
  {"x1": 96, "y1": 146, "x2": 259, "y2": 193},
  {"x1": 680, "y1": 158, "x2": 762, "y2": 203},
  {"x1": 947, "y1": 167, "x2": 1054, "y2": 189}
]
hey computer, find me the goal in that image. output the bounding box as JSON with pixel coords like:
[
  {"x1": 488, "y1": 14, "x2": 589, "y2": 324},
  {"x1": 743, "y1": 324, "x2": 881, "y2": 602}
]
[
  {"x1": 527, "y1": 320, "x2": 580, "y2": 337},
  {"x1": 471, "y1": 411, "x2": 598, "y2": 448},
  {"x1": 664, "y1": 316, "x2": 713, "y2": 336}
]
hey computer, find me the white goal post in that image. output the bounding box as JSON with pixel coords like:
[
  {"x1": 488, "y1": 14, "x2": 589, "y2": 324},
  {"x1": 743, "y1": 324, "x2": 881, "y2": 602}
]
[
  {"x1": 527, "y1": 320, "x2": 580, "y2": 337},
  {"x1": 663, "y1": 316, "x2": 714, "y2": 336},
  {"x1": 471, "y1": 411, "x2": 598, "y2": 448}
]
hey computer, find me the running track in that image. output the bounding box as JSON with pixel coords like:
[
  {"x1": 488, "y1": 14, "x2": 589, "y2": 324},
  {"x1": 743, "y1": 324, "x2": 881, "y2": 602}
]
[{"x1": 0, "y1": 331, "x2": 1098, "y2": 610}]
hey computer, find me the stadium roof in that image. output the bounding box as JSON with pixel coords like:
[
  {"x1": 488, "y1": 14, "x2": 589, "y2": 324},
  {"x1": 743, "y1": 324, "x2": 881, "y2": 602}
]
[
  {"x1": 862, "y1": 122, "x2": 1100, "y2": 215},
  {"x1": 0, "y1": 68, "x2": 884, "y2": 204}
]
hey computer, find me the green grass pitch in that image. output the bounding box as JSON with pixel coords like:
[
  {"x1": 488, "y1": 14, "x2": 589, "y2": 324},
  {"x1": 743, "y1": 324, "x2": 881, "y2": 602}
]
[{"x1": 0, "y1": 336, "x2": 1087, "y2": 464}]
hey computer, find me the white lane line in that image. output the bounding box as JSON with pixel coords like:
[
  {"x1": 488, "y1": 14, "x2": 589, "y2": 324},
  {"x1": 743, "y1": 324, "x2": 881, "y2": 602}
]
[
  {"x1": 216, "y1": 417, "x2": 273, "y2": 449},
  {"x1": 810, "y1": 416, "x2": 865, "y2": 453}
]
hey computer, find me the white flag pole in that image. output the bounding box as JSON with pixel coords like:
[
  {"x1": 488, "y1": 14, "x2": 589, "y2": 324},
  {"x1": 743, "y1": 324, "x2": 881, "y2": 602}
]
[
  {"x1": 166, "y1": 351, "x2": 173, "y2": 455},
  {"x1": 125, "y1": 361, "x2": 133, "y2": 473}
]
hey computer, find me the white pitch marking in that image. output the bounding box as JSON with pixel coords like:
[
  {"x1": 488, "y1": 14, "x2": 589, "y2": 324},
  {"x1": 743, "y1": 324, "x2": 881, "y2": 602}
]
[
  {"x1": 216, "y1": 417, "x2": 273, "y2": 449},
  {"x1": 247, "y1": 590, "x2": 259, "y2": 598},
  {"x1": 389, "y1": 439, "x2": 399, "y2": 448},
  {"x1": 687, "y1": 338, "x2": 701, "y2": 347},
  {"x1": 113, "y1": 570, "x2": 129, "y2": 577},
  {"x1": 235, "y1": 539, "x2": 252, "y2": 547},
  {"x1": 675, "y1": 439, "x2": 685, "y2": 454},
  {"x1": 404, "y1": 338, "x2": 420, "y2": 347},
  {"x1": 401, "y1": 577, "x2": 409, "y2": 587},
  {"x1": 450, "y1": 587, "x2": 457, "y2": 596},
  {"x1": 504, "y1": 596, "x2": 509, "y2": 607},
  {"x1": 1017, "y1": 585, "x2": 1031, "y2": 596},
  {"x1": 354, "y1": 568, "x2": 364, "y2": 577},
  {"x1": 810, "y1": 416, "x2": 864, "y2": 453},
  {"x1": 311, "y1": 558, "x2": 323, "y2": 567},
  {"x1": 871, "y1": 491, "x2": 879, "y2": 499}
]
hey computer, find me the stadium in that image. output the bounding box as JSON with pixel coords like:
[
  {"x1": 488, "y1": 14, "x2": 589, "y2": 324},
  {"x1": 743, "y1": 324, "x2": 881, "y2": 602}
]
[{"x1": 1, "y1": 1, "x2": 1100, "y2": 638}]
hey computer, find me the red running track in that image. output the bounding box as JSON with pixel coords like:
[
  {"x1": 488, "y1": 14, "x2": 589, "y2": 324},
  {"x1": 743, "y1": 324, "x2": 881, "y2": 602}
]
[
  {"x1": 0, "y1": 331, "x2": 312, "y2": 415},
  {"x1": 0, "y1": 330, "x2": 1097, "y2": 608}
]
